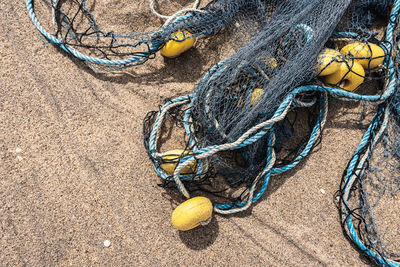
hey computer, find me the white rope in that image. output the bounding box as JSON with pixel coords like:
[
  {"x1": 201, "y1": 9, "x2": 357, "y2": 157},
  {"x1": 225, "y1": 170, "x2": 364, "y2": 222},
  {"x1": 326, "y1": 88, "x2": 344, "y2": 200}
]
[
  {"x1": 150, "y1": 0, "x2": 201, "y2": 18},
  {"x1": 153, "y1": 99, "x2": 190, "y2": 158},
  {"x1": 149, "y1": 0, "x2": 205, "y2": 27},
  {"x1": 293, "y1": 97, "x2": 317, "y2": 107}
]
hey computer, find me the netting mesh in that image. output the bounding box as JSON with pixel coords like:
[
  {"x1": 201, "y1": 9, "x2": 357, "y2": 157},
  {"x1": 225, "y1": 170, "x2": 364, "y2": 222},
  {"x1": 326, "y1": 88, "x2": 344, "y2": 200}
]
[
  {"x1": 28, "y1": 0, "x2": 400, "y2": 265},
  {"x1": 192, "y1": 1, "x2": 351, "y2": 144},
  {"x1": 27, "y1": 0, "x2": 267, "y2": 69},
  {"x1": 338, "y1": 86, "x2": 400, "y2": 266}
]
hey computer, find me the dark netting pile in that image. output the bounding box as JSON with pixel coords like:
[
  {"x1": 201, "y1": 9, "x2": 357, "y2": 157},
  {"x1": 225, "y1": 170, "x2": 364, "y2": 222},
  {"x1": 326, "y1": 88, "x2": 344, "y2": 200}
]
[{"x1": 28, "y1": 0, "x2": 400, "y2": 265}]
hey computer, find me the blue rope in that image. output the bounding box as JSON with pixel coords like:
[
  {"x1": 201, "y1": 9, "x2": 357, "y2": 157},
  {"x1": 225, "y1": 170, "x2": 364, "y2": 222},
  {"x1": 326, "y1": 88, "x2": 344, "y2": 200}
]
[
  {"x1": 215, "y1": 131, "x2": 275, "y2": 210},
  {"x1": 340, "y1": 105, "x2": 400, "y2": 267},
  {"x1": 338, "y1": 2, "x2": 400, "y2": 265}
]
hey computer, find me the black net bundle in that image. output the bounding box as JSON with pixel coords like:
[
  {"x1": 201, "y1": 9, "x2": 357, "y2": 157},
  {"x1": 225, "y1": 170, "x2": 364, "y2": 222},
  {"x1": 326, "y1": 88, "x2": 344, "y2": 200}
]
[{"x1": 349, "y1": 0, "x2": 393, "y2": 29}]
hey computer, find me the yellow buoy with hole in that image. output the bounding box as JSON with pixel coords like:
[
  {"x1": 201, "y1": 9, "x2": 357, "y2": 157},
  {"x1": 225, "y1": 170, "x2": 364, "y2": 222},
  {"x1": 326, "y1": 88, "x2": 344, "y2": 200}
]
[
  {"x1": 322, "y1": 60, "x2": 365, "y2": 91},
  {"x1": 317, "y1": 48, "x2": 344, "y2": 76},
  {"x1": 340, "y1": 42, "x2": 385, "y2": 69},
  {"x1": 160, "y1": 30, "x2": 196, "y2": 58},
  {"x1": 160, "y1": 149, "x2": 197, "y2": 175},
  {"x1": 171, "y1": 197, "x2": 213, "y2": 231}
]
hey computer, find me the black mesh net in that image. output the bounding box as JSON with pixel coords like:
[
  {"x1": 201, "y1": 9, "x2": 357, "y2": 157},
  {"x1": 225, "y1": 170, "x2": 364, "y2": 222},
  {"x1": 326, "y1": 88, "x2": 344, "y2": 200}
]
[
  {"x1": 338, "y1": 81, "x2": 400, "y2": 266},
  {"x1": 28, "y1": 0, "x2": 269, "y2": 69}
]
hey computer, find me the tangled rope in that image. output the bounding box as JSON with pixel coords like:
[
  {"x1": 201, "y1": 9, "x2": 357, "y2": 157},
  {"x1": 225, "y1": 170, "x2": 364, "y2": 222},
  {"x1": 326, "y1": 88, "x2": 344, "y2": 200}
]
[
  {"x1": 144, "y1": 1, "x2": 400, "y2": 265},
  {"x1": 146, "y1": 0, "x2": 399, "y2": 208}
]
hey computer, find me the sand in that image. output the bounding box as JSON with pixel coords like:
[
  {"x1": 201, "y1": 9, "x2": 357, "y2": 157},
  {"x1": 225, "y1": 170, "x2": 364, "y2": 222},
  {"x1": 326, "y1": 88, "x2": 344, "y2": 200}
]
[{"x1": 0, "y1": 0, "x2": 392, "y2": 266}]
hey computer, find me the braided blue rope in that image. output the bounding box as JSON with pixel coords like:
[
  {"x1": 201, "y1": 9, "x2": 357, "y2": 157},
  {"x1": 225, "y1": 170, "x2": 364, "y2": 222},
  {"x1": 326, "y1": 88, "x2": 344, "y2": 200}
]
[
  {"x1": 215, "y1": 131, "x2": 275, "y2": 210},
  {"x1": 272, "y1": 93, "x2": 327, "y2": 175},
  {"x1": 148, "y1": 95, "x2": 205, "y2": 182}
]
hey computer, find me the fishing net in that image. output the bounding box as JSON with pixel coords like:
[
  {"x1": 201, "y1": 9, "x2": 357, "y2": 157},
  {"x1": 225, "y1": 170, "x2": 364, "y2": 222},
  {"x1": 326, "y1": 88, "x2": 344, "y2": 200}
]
[
  {"x1": 144, "y1": 0, "x2": 396, "y2": 207},
  {"x1": 27, "y1": 0, "x2": 400, "y2": 265},
  {"x1": 335, "y1": 3, "x2": 400, "y2": 266},
  {"x1": 338, "y1": 70, "x2": 400, "y2": 265},
  {"x1": 26, "y1": 0, "x2": 265, "y2": 69},
  {"x1": 142, "y1": 0, "x2": 400, "y2": 265}
]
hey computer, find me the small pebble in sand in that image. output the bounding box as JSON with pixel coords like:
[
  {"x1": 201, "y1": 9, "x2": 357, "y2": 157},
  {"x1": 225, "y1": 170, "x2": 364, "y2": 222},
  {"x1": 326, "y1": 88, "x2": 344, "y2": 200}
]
[
  {"x1": 104, "y1": 240, "x2": 111, "y2": 247},
  {"x1": 15, "y1": 148, "x2": 23, "y2": 153},
  {"x1": 16, "y1": 156, "x2": 23, "y2": 161},
  {"x1": 320, "y1": 189, "x2": 326, "y2": 195}
]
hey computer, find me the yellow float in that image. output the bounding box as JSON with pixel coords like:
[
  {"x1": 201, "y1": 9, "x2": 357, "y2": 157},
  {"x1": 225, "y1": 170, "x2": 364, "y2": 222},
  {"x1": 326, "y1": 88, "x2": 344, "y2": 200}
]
[
  {"x1": 160, "y1": 30, "x2": 196, "y2": 58},
  {"x1": 237, "y1": 88, "x2": 264, "y2": 107},
  {"x1": 340, "y1": 42, "x2": 385, "y2": 69},
  {"x1": 160, "y1": 149, "x2": 197, "y2": 175},
  {"x1": 171, "y1": 196, "x2": 213, "y2": 231},
  {"x1": 317, "y1": 48, "x2": 344, "y2": 76},
  {"x1": 249, "y1": 88, "x2": 264, "y2": 106},
  {"x1": 321, "y1": 60, "x2": 365, "y2": 91},
  {"x1": 261, "y1": 57, "x2": 278, "y2": 69}
]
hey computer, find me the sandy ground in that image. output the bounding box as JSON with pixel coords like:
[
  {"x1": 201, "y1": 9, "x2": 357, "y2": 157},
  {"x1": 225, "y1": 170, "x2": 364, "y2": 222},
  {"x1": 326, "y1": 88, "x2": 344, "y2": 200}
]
[{"x1": 0, "y1": 1, "x2": 390, "y2": 266}]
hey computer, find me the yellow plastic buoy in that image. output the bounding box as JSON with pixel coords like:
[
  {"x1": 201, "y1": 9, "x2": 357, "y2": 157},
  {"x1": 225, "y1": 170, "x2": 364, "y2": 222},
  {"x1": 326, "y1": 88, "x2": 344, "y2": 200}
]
[
  {"x1": 317, "y1": 48, "x2": 344, "y2": 76},
  {"x1": 160, "y1": 149, "x2": 197, "y2": 175},
  {"x1": 340, "y1": 42, "x2": 385, "y2": 69},
  {"x1": 237, "y1": 88, "x2": 264, "y2": 107},
  {"x1": 160, "y1": 30, "x2": 196, "y2": 58},
  {"x1": 171, "y1": 197, "x2": 213, "y2": 231},
  {"x1": 322, "y1": 60, "x2": 365, "y2": 91},
  {"x1": 261, "y1": 57, "x2": 278, "y2": 69},
  {"x1": 249, "y1": 88, "x2": 264, "y2": 106}
]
